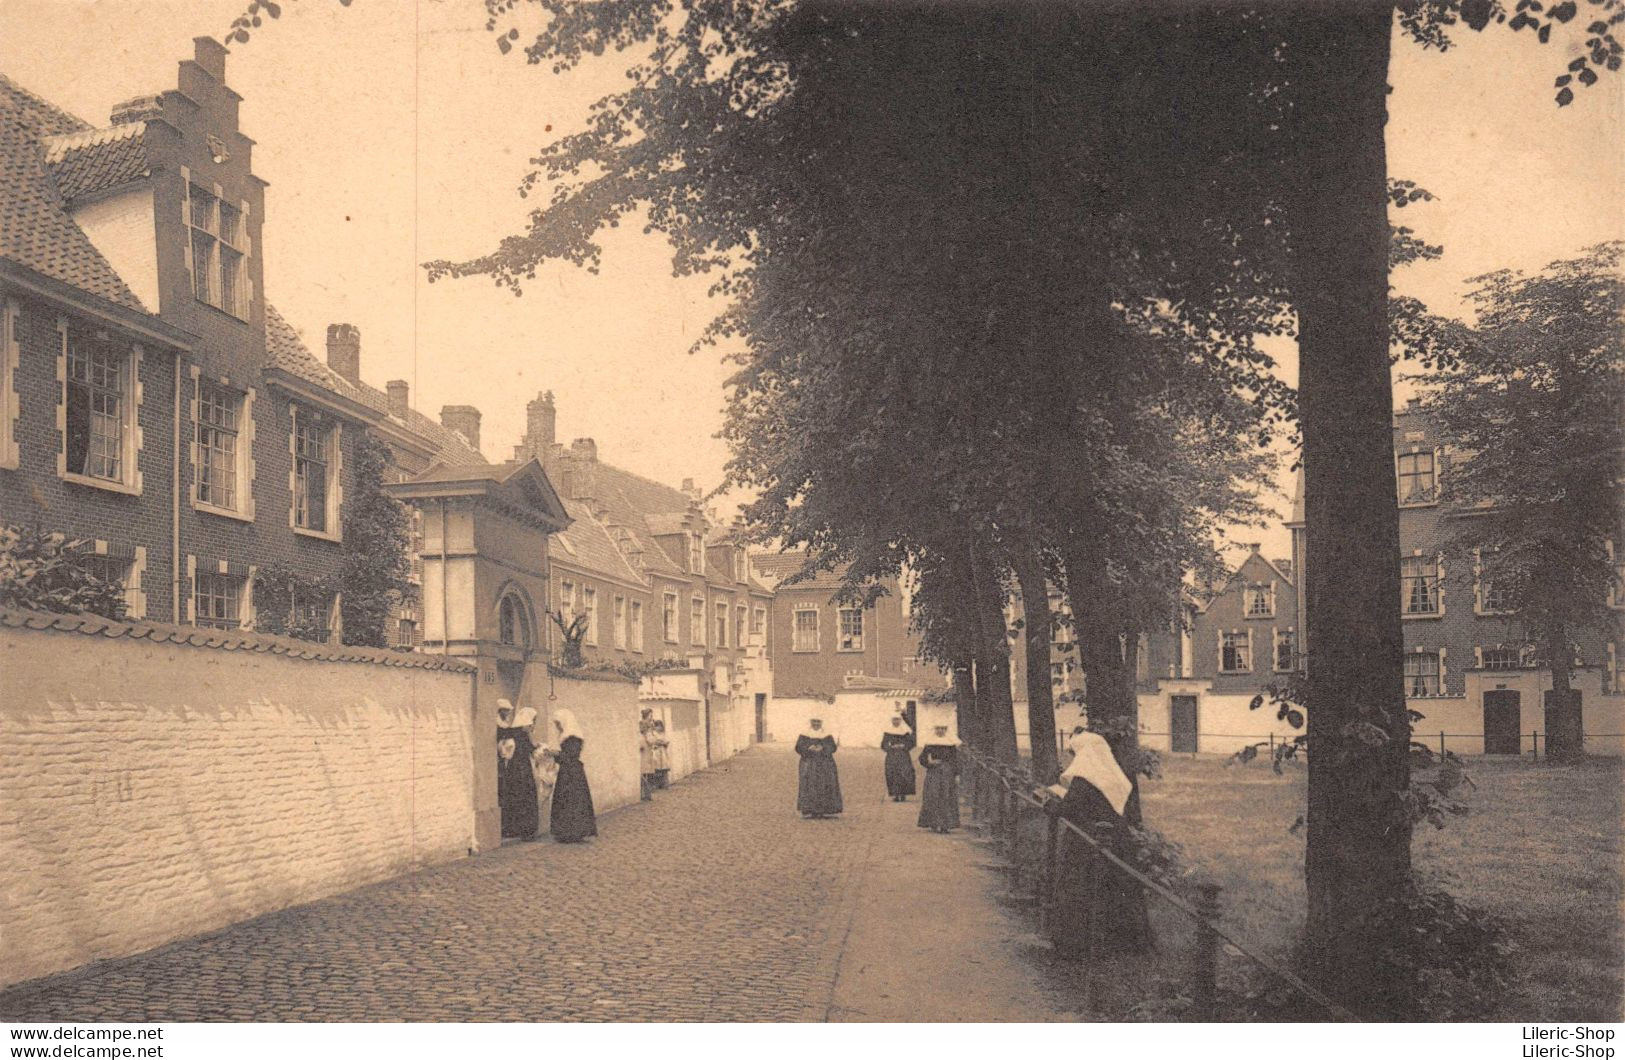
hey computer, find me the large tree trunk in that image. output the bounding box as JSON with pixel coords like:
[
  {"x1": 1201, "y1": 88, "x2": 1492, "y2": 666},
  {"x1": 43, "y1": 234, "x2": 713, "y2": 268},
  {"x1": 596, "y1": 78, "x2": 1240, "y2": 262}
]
[
  {"x1": 1284, "y1": 2, "x2": 1414, "y2": 1016},
  {"x1": 1544, "y1": 619, "x2": 1583, "y2": 763},
  {"x1": 1013, "y1": 546, "x2": 1061, "y2": 783},
  {"x1": 968, "y1": 540, "x2": 1019, "y2": 765}
]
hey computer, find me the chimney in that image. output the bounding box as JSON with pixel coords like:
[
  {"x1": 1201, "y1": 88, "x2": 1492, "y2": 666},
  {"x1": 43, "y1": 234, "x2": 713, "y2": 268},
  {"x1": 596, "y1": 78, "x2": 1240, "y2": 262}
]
[
  {"x1": 326, "y1": 324, "x2": 360, "y2": 385},
  {"x1": 1276, "y1": 559, "x2": 1295, "y2": 582},
  {"x1": 681, "y1": 478, "x2": 702, "y2": 503},
  {"x1": 193, "y1": 37, "x2": 227, "y2": 82},
  {"x1": 441, "y1": 405, "x2": 482, "y2": 453},
  {"x1": 570, "y1": 437, "x2": 597, "y2": 463},
  {"x1": 110, "y1": 94, "x2": 163, "y2": 126},
  {"x1": 385, "y1": 380, "x2": 409, "y2": 418},
  {"x1": 527, "y1": 391, "x2": 556, "y2": 448}
]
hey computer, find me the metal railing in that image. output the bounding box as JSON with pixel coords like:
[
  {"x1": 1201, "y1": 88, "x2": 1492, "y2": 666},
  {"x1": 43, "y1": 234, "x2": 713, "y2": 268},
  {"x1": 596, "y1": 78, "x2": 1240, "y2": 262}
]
[
  {"x1": 1057, "y1": 729, "x2": 1625, "y2": 758},
  {"x1": 960, "y1": 746, "x2": 1358, "y2": 1022}
]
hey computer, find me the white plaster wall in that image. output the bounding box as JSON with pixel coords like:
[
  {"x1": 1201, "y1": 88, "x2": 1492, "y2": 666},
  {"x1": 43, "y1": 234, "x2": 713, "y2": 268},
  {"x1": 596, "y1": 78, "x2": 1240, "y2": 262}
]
[
  {"x1": 0, "y1": 625, "x2": 476, "y2": 990},
  {"x1": 545, "y1": 676, "x2": 641, "y2": 814},
  {"x1": 69, "y1": 189, "x2": 158, "y2": 311}
]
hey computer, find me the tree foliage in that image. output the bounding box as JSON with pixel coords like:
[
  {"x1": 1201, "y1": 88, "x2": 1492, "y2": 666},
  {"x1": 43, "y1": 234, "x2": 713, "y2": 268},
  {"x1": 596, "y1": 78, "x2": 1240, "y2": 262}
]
[
  {"x1": 0, "y1": 525, "x2": 128, "y2": 619},
  {"x1": 339, "y1": 432, "x2": 417, "y2": 647}
]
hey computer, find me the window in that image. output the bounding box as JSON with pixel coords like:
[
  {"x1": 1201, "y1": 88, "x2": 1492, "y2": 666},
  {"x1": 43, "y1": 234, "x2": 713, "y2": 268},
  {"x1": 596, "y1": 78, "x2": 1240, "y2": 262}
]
[
  {"x1": 691, "y1": 596, "x2": 706, "y2": 645},
  {"x1": 1274, "y1": 628, "x2": 1295, "y2": 672},
  {"x1": 793, "y1": 608, "x2": 820, "y2": 653},
  {"x1": 734, "y1": 551, "x2": 747, "y2": 581},
  {"x1": 395, "y1": 617, "x2": 419, "y2": 650},
  {"x1": 290, "y1": 594, "x2": 332, "y2": 643},
  {"x1": 185, "y1": 180, "x2": 250, "y2": 318},
  {"x1": 629, "y1": 600, "x2": 644, "y2": 652},
  {"x1": 838, "y1": 606, "x2": 864, "y2": 652},
  {"x1": 1607, "y1": 642, "x2": 1620, "y2": 694},
  {"x1": 689, "y1": 533, "x2": 704, "y2": 574},
  {"x1": 715, "y1": 600, "x2": 730, "y2": 648},
  {"x1": 1245, "y1": 583, "x2": 1274, "y2": 618},
  {"x1": 751, "y1": 605, "x2": 766, "y2": 637},
  {"x1": 1608, "y1": 542, "x2": 1623, "y2": 609},
  {"x1": 1401, "y1": 554, "x2": 1440, "y2": 615},
  {"x1": 1, "y1": 300, "x2": 18, "y2": 470},
  {"x1": 196, "y1": 382, "x2": 243, "y2": 512},
  {"x1": 1481, "y1": 647, "x2": 1521, "y2": 671},
  {"x1": 1397, "y1": 450, "x2": 1436, "y2": 505},
  {"x1": 65, "y1": 332, "x2": 131, "y2": 484},
  {"x1": 194, "y1": 570, "x2": 242, "y2": 629},
  {"x1": 1404, "y1": 650, "x2": 1441, "y2": 697},
  {"x1": 1220, "y1": 630, "x2": 1251, "y2": 673},
  {"x1": 582, "y1": 587, "x2": 598, "y2": 645},
  {"x1": 559, "y1": 580, "x2": 577, "y2": 617},
  {"x1": 613, "y1": 595, "x2": 627, "y2": 649},
  {"x1": 663, "y1": 591, "x2": 679, "y2": 643},
  {"x1": 737, "y1": 604, "x2": 748, "y2": 647},
  {"x1": 292, "y1": 409, "x2": 334, "y2": 534}
]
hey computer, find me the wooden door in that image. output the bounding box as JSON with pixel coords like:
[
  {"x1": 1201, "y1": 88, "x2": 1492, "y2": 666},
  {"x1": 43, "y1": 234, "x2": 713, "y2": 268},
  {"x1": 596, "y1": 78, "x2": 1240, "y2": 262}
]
[
  {"x1": 1171, "y1": 695, "x2": 1199, "y2": 753},
  {"x1": 1482, "y1": 690, "x2": 1521, "y2": 755}
]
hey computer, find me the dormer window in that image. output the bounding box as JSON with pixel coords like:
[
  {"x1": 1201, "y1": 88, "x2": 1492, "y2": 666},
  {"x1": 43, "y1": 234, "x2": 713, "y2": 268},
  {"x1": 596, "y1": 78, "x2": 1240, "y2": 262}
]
[
  {"x1": 1244, "y1": 583, "x2": 1275, "y2": 618},
  {"x1": 689, "y1": 533, "x2": 704, "y2": 574},
  {"x1": 183, "y1": 173, "x2": 251, "y2": 319}
]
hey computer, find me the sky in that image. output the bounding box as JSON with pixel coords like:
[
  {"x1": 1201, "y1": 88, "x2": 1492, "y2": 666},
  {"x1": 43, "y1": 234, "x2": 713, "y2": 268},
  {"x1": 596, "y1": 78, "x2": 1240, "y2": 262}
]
[{"x1": 1, "y1": 0, "x2": 1620, "y2": 562}]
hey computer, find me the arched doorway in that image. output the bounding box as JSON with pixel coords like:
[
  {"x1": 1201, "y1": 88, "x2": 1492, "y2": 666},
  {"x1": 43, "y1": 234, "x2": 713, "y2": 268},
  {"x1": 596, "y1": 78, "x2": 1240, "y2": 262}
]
[{"x1": 494, "y1": 587, "x2": 535, "y2": 706}]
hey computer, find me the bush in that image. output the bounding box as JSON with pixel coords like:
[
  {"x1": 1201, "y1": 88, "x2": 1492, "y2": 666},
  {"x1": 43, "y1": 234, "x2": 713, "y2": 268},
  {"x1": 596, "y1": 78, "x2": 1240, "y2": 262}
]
[{"x1": 0, "y1": 525, "x2": 127, "y2": 619}]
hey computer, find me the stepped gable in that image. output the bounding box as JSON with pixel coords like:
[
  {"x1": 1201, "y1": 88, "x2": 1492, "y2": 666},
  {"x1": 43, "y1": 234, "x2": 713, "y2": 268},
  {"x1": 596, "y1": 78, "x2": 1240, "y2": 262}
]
[
  {"x1": 0, "y1": 73, "x2": 148, "y2": 311},
  {"x1": 265, "y1": 306, "x2": 487, "y2": 467}
]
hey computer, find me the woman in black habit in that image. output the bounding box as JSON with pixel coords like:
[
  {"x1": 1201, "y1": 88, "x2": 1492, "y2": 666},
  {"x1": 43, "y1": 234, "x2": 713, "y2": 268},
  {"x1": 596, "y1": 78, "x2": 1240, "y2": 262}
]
[
  {"x1": 1044, "y1": 729, "x2": 1151, "y2": 958},
  {"x1": 496, "y1": 700, "x2": 540, "y2": 840},
  {"x1": 880, "y1": 714, "x2": 916, "y2": 801},
  {"x1": 548, "y1": 708, "x2": 598, "y2": 843},
  {"x1": 916, "y1": 723, "x2": 961, "y2": 833},
  {"x1": 795, "y1": 717, "x2": 843, "y2": 818}
]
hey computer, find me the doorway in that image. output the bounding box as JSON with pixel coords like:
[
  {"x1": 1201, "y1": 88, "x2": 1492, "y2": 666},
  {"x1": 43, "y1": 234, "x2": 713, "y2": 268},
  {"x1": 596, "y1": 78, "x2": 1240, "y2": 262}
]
[
  {"x1": 1483, "y1": 689, "x2": 1521, "y2": 755},
  {"x1": 1171, "y1": 695, "x2": 1198, "y2": 753},
  {"x1": 755, "y1": 693, "x2": 767, "y2": 743},
  {"x1": 904, "y1": 699, "x2": 918, "y2": 736}
]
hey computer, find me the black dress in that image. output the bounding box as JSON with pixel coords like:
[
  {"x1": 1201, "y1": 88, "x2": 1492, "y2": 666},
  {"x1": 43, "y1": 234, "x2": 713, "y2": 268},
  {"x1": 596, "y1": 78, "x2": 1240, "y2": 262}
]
[
  {"x1": 881, "y1": 731, "x2": 917, "y2": 798},
  {"x1": 1048, "y1": 777, "x2": 1150, "y2": 958},
  {"x1": 497, "y1": 726, "x2": 540, "y2": 839},
  {"x1": 795, "y1": 734, "x2": 843, "y2": 816},
  {"x1": 549, "y1": 735, "x2": 598, "y2": 842},
  {"x1": 917, "y1": 744, "x2": 960, "y2": 832}
]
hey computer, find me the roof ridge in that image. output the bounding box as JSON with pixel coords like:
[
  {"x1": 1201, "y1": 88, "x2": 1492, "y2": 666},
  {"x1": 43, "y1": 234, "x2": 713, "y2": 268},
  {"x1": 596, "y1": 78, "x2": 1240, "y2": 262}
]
[
  {"x1": 0, "y1": 72, "x2": 92, "y2": 133},
  {"x1": 41, "y1": 121, "x2": 143, "y2": 162}
]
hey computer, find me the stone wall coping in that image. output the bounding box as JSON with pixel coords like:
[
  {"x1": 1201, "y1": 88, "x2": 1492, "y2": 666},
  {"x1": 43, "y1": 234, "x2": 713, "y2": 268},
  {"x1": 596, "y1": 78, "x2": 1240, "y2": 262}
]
[{"x1": 0, "y1": 607, "x2": 477, "y2": 673}]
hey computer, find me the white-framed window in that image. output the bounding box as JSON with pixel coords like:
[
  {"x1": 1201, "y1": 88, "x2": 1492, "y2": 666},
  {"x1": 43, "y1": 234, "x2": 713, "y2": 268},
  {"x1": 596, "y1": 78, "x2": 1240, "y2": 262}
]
[
  {"x1": 613, "y1": 595, "x2": 627, "y2": 649},
  {"x1": 395, "y1": 616, "x2": 420, "y2": 650},
  {"x1": 195, "y1": 379, "x2": 252, "y2": 516},
  {"x1": 838, "y1": 606, "x2": 864, "y2": 652},
  {"x1": 0, "y1": 299, "x2": 18, "y2": 470},
  {"x1": 1607, "y1": 541, "x2": 1623, "y2": 610},
  {"x1": 663, "y1": 591, "x2": 679, "y2": 643},
  {"x1": 1606, "y1": 641, "x2": 1619, "y2": 694},
  {"x1": 691, "y1": 595, "x2": 706, "y2": 646},
  {"x1": 1474, "y1": 548, "x2": 1515, "y2": 615},
  {"x1": 194, "y1": 569, "x2": 244, "y2": 630},
  {"x1": 793, "y1": 607, "x2": 820, "y2": 653},
  {"x1": 558, "y1": 579, "x2": 577, "y2": 617},
  {"x1": 1244, "y1": 583, "x2": 1275, "y2": 618},
  {"x1": 291, "y1": 407, "x2": 339, "y2": 537},
  {"x1": 582, "y1": 587, "x2": 598, "y2": 645},
  {"x1": 1397, "y1": 449, "x2": 1437, "y2": 506},
  {"x1": 689, "y1": 533, "x2": 704, "y2": 574},
  {"x1": 1404, "y1": 650, "x2": 1442, "y2": 697},
  {"x1": 183, "y1": 175, "x2": 251, "y2": 319},
  {"x1": 715, "y1": 600, "x2": 730, "y2": 648},
  {"x1": 751, "y1": 605, "x2": 766, "y2": 637},
  {"x1": 629, "y1": 600, "x2": 644, "y2": 652},
  {"x1": 79, "y1": 543, "x2": 146, "y2": 619},
  {"x1": 736, "y1": 603, "x2": 748, "y2": 647},
  {"x1": 1401, "y1": 554, "x2": 1441, "y2": 616},
  {"x1": 1273, "y1": 627, "x2": 1295, "y2": 672},
  {"x1": 1480, "y1": 647, "x2": 1521, "y2": 671},
  {"x1": 1220, "y1": 630, "x2": 1251, "y2": 673},
  {"x1": 62, "y1": 324, "x2": 140, "y2": 491}
]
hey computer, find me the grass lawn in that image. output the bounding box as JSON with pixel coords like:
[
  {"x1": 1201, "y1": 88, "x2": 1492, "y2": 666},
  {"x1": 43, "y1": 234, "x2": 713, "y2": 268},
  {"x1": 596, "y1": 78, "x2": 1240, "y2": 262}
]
[{"x1": 1127, "y1": 753, "x2": 1623, "y2": 1021}]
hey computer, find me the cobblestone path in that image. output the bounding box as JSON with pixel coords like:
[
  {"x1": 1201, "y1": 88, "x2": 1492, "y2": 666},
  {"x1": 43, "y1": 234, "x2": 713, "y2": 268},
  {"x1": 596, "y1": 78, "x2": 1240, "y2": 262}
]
[{"x1": 0, "y1": 746, "x2": 1077, "y2": 1022}]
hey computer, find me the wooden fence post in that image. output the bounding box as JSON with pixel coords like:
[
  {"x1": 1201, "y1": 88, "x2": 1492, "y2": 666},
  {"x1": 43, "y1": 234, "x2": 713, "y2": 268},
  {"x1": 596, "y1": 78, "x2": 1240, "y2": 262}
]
[{"x1": 1192, "y1": 880, "x2": 1223, "y2": 1021}]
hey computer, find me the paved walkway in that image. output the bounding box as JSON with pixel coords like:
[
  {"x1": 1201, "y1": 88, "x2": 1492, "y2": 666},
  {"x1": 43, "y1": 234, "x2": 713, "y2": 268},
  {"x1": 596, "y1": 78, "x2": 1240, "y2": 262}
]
[{"x1": 0, "y1": 746, "x2": 1081, "y2": 1022}]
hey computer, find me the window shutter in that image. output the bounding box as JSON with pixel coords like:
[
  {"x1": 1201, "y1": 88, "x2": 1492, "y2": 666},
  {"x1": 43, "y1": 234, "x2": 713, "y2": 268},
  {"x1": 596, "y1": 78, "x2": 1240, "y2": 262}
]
[{"x1": 180, "y1": 170, "x2": 194, "y2": 283}]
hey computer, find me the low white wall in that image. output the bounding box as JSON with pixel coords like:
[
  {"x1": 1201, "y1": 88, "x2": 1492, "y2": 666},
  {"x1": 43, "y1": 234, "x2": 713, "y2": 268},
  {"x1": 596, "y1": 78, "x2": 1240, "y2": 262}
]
[
  {"x1": 0, "y1": 616, "x2": 476, "y2": 990},
  {"x1": 546, "y1": 675, "x2": 642, "y2": 813},
  {"x1": 765, "y1": 691, "x2": 933, "y2": 748}
]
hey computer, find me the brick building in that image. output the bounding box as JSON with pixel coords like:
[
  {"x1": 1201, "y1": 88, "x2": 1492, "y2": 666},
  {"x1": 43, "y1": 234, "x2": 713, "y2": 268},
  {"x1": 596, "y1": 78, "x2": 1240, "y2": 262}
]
[{"x1": 1, "y1": 40, "x2": 482, "y2": 639}]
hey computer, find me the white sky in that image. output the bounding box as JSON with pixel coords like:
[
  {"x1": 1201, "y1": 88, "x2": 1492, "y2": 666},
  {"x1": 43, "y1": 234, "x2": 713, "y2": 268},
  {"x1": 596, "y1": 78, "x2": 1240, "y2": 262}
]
[{"x1": 2, "y1": 0, "x2": 1620, "y2": 562}]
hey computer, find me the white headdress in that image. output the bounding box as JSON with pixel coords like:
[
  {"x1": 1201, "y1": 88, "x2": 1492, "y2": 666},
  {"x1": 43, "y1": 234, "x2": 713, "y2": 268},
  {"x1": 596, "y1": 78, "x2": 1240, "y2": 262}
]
[
  {"x1": 551, "y1": 708, "x2": 585, "y2": 742},
  {"x1": 1058, "y1": 729, "x2": 1132, "y2": 816},
  {"x1": 514, "y1": 705, "x2": 539, "y2": 729},
  {"x1": 800, "y1": 716, "x2": 829, "y2": 741},
  {"x1": 923, "y1": 722, "x2": 961, "y2": 747},
  {"x1": 885, "y1": 714, "x2": 913, "y2": 735}
]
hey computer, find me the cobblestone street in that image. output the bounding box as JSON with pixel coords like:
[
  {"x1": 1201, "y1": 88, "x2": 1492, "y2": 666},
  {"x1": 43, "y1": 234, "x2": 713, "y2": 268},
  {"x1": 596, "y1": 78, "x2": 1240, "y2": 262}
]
[{"x1": 0, "y1": 746, "x2": 1079, "y2": 1023}]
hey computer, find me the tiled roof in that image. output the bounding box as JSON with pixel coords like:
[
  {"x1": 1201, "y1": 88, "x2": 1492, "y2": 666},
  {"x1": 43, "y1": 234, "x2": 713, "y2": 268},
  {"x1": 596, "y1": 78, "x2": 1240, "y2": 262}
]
[
  {"x1": 265, "y1": 305, "x2": 486, "y2": 467},
  {"x1": 554, "y1": 498, "x2": 649, "y2": 586},
  {"x1": 750, "y1": 550, "x2": 848, "y2": 592},
  {"x1": 0, "y1": 606, "x2": 474, "y2": 671},
  {"x1": 0, "y1": 74, "x2": 149, "y2": 312},
  {"x1": 43, "y1": 122, "x2": 148, "y2": 202}
]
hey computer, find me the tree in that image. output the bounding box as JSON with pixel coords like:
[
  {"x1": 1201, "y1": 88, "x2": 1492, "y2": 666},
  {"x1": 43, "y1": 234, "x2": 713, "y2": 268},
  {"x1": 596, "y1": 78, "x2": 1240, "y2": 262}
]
[
  {"x1": 1422, "y1": 242, "x2": 1625, "y2": 763},
  {"x1": 339, "y1": 432, "x2": 417, "y2": 647}
]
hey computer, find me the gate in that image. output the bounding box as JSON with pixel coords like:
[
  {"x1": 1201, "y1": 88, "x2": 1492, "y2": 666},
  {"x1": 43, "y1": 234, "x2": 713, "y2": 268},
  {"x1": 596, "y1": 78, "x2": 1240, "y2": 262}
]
[
  {"x1": 1482, "y1": 689, "x2": 1521, "y2": 754},
  {"x1": 1171, "y1": 695, "x2": 1199, "y2": 753}
]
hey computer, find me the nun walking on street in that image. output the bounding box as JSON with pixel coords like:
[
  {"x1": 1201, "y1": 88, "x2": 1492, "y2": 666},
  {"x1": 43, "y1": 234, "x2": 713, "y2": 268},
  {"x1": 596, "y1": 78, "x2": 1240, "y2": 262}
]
[
  {"x1": 548, "y1": 708, "x2": 598, "y2": 843},
  {"x1": 880, "y1": 713, "x2": 917, "y2": 802},
  {"x1": 1044, "y1": 729, "x2": 1150, "y2": 959},
  {"x1": 916, "y1": 723, "x2": 961, "y2": 833},
  {"x1": 496, "y1": 700, "x2": 540, "y2": 841},
  {"x1": 794, "y1": 717, "x2": 843, "y2": 818}
]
